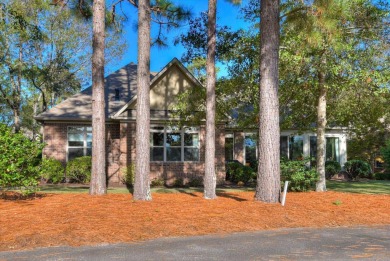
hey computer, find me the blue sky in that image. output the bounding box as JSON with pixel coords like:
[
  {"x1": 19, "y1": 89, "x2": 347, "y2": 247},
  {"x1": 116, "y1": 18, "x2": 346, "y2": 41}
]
[{"x1": 109, "y1": 0, "x2": 251, "y2": 75}]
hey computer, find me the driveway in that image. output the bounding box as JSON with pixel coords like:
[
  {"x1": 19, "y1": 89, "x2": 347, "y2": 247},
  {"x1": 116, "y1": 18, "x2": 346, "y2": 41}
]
[{"x1": 1, "y1": 226, "x2": 389, "y2": 260}]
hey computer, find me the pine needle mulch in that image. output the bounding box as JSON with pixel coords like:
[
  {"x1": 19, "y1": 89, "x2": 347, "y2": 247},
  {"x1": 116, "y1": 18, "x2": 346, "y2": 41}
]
[{"x1": 1, "y1": 191, "x2": 389, "y2": 251}]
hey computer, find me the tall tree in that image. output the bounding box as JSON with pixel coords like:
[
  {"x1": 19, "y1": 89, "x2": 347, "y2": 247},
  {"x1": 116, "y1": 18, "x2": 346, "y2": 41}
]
[
  {"x1": 89, "y1": 0, "x2": 107, "y2": 195},
  {"x1": 280, "y1": 0, "x2": 390, "y2": 191},
  {"x1": 133, "y1": 0, "x2": 152, "y2": 201},
  {"x1": 109, "y1": 0, "x2": 190, "y2": 201},
  {"x1": 204, "y1": 0, "x2": 218, "y2": 199},
  {"x1": 255, "y1": 0, "x2": 280, "y2": 203}
]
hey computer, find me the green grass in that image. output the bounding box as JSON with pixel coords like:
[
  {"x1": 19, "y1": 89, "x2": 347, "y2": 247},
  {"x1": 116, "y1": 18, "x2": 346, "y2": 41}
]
[
  {"x1": 38, "y1": 180, "x2": 390, "y2": 195},
  {"x1": 327, "y1": 180, "x2": 390, "y2": 195}
]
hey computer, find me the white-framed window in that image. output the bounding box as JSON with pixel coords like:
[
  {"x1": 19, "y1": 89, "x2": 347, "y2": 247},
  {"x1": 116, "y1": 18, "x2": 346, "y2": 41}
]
[
  {"x1": 244, "y1": 133, "x2": 257, "y2": 166},
  {"x1": 225, "y1": 133, "x2": 234, "y2": 161},
  {"x1": 67, "y1": 126, "x2": 92, "y2": 161},
  {"x1": 150, "y1": 126, "x2": 200, "y2": 162}
]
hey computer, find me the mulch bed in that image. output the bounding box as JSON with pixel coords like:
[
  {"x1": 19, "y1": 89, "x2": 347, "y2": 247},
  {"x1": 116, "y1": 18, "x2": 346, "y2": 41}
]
[{"x1": 1, "y1": 191, "x2": 389, "y2": 251}]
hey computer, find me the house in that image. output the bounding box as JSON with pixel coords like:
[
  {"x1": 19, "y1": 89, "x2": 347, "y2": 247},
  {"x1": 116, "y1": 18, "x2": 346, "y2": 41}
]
[{"x1": 35, "y1": 58, "x2": 348, "y2": 185}]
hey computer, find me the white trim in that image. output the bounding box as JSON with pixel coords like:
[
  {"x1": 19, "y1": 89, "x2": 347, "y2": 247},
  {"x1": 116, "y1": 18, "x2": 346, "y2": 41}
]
[{"x1": 66, "y1": 126, "x2": 92, "y2": 162}]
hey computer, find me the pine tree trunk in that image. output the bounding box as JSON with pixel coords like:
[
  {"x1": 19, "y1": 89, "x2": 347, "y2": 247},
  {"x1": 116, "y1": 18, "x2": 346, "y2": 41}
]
[
  {"x1": 316, "y1": 56, "x2": 327, "y2": 192},
  {"x1": 13, "y1": 107, "x2": 20, "y2": 133},
  {"x1": 204, "y1": 0, "x2": 217, "y2": 199},
  {"x1": 255, "y1": 0, "x2": 281, "y2": 203},
  {"x1": 133, "y1": 0, "x2": 152, "y2": 201},
  {"x1": 89, "y1": 0, "x2": 107, "y2": 195}
]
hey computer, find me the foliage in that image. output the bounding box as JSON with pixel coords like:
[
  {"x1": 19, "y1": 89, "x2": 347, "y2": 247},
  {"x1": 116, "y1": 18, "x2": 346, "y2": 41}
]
[
  {"x1": 381, "y1": 139, "x2": 390, "y2": 171},
  {"x1": 40, "y1": 158, "x2": 65, "y2": 184},
  {"x1": 121, "y1": 164, "x2": 135, "y2": 187},
  {"x1": 348, "y1": 129, "x2": 390, "y2": 167},
  {"x1": 280, "y1": 160, "x2": 319, "y2": 192},
  {"x1": 344, "y1": 160, "x2": 372, "y2": 180},
  {"x1": 0, "y1": 0, "x2": 126, "y2": 133},
  {"x1": 374, "y1": 172, "x2": 390, "y2": 180},
  {"x1": 226, "y1": 162, "x2": 256, "y2": 184},
  {"x1": 325, "y1": 161, "x2": 341, "y2": 179},
  {"x1": 150, "y1": 178, "x2": 164, "y2": 187},
  {"x1": 186, "y1": 177, "x2": 203, "y2": 187},
  {"x1": 0, "y1": 124, "x2": 44, "y2": 195},
  {"x1": 66, "y1": 156, "x2": 92, "y2": 183}
]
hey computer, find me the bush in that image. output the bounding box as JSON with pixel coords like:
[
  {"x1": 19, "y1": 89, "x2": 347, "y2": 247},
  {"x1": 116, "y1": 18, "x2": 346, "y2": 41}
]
[
  {"x1": 325, "y1": 161, "x2": 341, "y2": 179},
  {"x1": 121, "y1": 164, "x2": 135, "y2": 187},
  {"x1": 187, "y1": 177, "x2": 203, "y2": 187},
  {"x1": 280, "y1": 160, "x2": 318, "y2": 192},
  {"x1": 374, "y1": 172, "x2": 390, "y2": 180},
  {"x1": 226, "y1": 162, "x2": 256, "y2": 184},
  {"x1": 40, "y1": 158, "x2": 65, "y2": 184},
  {"x1": 344, "y1": 160, "x2": 372, "y2": 180},
  {"x1": 150, "y1": 178, "x2": 164, "y2": 187},
  {"x1": 0, "y1": 124, "x2": 44, "y2": 195},
  {"x1": 381, "y1": 139, "x2": 390, "y2": 171},
  {"x1": 66, "y1": 156, "x2": 92, "y2": 183}
]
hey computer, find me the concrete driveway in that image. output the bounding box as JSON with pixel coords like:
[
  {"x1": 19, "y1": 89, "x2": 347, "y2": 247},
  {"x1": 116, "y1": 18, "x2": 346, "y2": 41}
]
[{"x1": 1, "y1": 226, "x2": 389, "y2": 260}]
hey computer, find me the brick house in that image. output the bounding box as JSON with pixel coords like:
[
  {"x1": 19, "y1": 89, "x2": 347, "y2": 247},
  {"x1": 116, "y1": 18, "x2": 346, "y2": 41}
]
[{"x1": 36, "y1": 58, "x2": 348, "y2": 185}]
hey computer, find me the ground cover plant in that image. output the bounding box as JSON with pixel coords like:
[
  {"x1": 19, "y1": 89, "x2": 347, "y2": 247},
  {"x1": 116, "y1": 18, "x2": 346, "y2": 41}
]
[{"x1": 1, "y1": 189, "x2": 389, "y2": 251}]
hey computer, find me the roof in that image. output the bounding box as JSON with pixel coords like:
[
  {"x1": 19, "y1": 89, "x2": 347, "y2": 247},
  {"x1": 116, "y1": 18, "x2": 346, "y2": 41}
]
[
  {"x1": 35, "y1": 63, "x2": 155, "y2": 121},
  {"x1": 35, "y1": 58, "x2": 201, "y2": 122}
]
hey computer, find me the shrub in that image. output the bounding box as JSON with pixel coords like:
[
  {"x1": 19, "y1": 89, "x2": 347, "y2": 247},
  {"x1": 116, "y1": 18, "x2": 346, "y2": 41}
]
[
  {"x1": 325, "y1": 161, "x2": 341, "y2": 179},
  {"x1": 226, "y1": 162, "x2": 256, "y2": 184},
  {"x1": 381, "y1": 139, "x2": 390, "y2": 171},
  {"x1": 150, "y1": 178, "x2": 164, "y2": 187},
  {"x1": 121, "y1": 164, "x2": 135, "y2": 187},
  {"x1": 0, "y1": 124, "x2": 44, "y2": 195},
  {"x1": 280, "y1": 160, "x2": 318, "y2": 192},
  {"x1": 173, "y1": 177, "x2": 185, "y2": 187},
  {"x1": 40, "y1": 158, "x2": 65, "y2": 184},
  {"x1": 66, "y1": 156, "x2": 92, "y2": 183},
  {"x1": 343, "y1": 160, "x2": 372, "y2": 180},
  {"x1": 187, "y1": 177, "x2": 203, "y2": 187},
  {"x1": 374, "y1": 172, "x2": 390, "y2": 180}
]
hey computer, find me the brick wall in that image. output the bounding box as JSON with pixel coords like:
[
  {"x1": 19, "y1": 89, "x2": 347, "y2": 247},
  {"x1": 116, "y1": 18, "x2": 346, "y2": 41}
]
[
  {"x1": 43, "y1": 121, "x2": 227, "y2": 186},
  {"x1": 119, "y1": 122, "x2": 226, "y2": 186},
  {"x1": 42, "y1": 122, "x2": 121, "y2": 183}
]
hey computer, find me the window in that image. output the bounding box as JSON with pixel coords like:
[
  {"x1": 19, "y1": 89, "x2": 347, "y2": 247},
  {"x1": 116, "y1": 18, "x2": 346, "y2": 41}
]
[
  {"x1": 245, "y1": 133, "x2": 257, "y2": 167},
  {"x1": 326, "y1": 137, "x2": 340, "y2": 162},
  {"x1": 67, "y1": 126, "x2": 92, "y2": 161},
  {"x1": 309, "y1": 136, "x2": 340, "y2": 164},
  {"x1": 114, "y1": 89, "x2": 120, "y2": 101},
  {"x1": 289, "y1": 136, "x2": 303, "y2": 160},
  {"x1": 310, "y1": 136, "x2": 317, "y2": 166},
  {"x1": 150, "y1": 126, "x2": 200, "y2": 162},
  {"x1": 225, "y1": 134, "x2": 234, "y2": 161},
  {"x1": 280, "y1": 136, "x2": 289, "y2": 159}
]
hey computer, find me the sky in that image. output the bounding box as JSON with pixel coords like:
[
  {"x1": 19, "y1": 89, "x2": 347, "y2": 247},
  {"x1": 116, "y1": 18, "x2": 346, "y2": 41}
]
[{"x1": 108, "y1": 0, "x2": 251, "y2": 76}]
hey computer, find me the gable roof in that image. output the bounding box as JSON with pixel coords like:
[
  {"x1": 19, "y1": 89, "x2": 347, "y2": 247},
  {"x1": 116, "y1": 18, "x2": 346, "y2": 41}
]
[
  {"x1": 111, "y1": 58, "x2": 203, "y2": 119},
  {"x1": 35, "y1": 58, "x2": 201, "y2": 122},
  {"x1": 35, "y1": 63, "x2": 156, "y2": 121}
]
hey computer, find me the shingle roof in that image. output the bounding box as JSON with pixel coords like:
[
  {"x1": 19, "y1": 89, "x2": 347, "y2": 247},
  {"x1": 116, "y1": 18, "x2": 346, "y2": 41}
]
[{"x1": 35, "y1": 63, "x2": 156, "y2": 121}]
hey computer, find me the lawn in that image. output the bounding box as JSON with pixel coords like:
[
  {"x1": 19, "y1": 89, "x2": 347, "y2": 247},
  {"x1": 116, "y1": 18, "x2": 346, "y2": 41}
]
[
  {"x1": 37, "y1": 180, "x2": 390, "y2": 195},
  {"x1": 327, "y1": 180, "x2": 390, "y2": 194}
]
